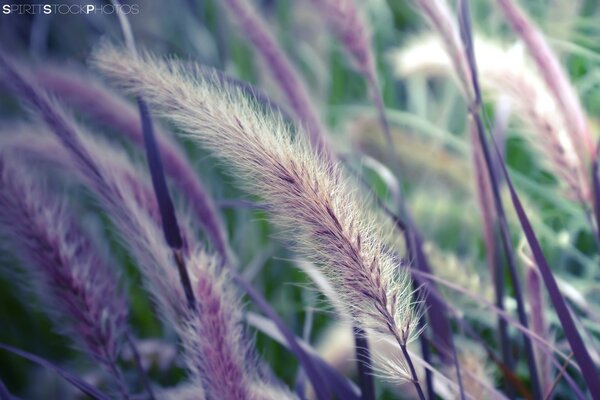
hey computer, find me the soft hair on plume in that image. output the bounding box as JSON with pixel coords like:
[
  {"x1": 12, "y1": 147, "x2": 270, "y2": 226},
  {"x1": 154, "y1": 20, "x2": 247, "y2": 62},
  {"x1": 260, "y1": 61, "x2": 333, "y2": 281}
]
[{"x1": 92, "y1": 45, "x2": 420, "y2": 380}]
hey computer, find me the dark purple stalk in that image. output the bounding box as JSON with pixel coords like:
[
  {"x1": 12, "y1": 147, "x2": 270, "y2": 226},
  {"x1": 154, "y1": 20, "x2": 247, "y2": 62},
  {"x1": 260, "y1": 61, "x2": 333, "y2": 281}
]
[
  {"x1": 32, "y1": 67, "x2": 230, "y2": 261},
  {"x1": 352, "y1": 327, "x2": 375, "y2": 400},
  {"x1": 231, "y1": 272, "x2": 333, "y2": 400},
  {"x1": 493, "y1": 129, "x2": 600, "y2": 398},
  {"x1": 459, "y1": 1, "x2": 600, "y2": 395},
  {"x1": 137, "y1": 99, "x2": 183, "y2": 250},
  {"x1": 399, "y1": 344, "x2": 426, "y2": 400},
  {"x1": 411, "y1": 268, "x2": 587, "y2": 399},
  {"x1": 0, "y1": 343, "x2": 111, "y2": 400},
  {"x1": 472, "y1": 124, "x2": 514, "y2": 381},
  {"x1": 111, "y1": 4, "x2": 197, "y2": 311},
  {"x1": 137, "y1": 98, "x2": 196, "y2": 310},
  {"x1": 0, "y1": 377, "x2": 13, "y2": 400},
  {"x1": 457, "y1": 2, "x2": 542, "y2": 398},
  {"x1": 247, "y1": 313, "x2": 361, "y2": 400}
]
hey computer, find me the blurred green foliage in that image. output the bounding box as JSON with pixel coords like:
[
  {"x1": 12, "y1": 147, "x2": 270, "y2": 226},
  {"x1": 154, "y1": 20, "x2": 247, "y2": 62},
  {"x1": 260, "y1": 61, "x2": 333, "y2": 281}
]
[{"x1": 0, "y1": 0, "x2": 599, "y2": 398}]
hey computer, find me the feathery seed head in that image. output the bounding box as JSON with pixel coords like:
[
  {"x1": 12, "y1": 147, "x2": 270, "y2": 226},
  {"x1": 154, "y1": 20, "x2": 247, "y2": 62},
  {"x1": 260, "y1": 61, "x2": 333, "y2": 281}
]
[{"x1": 93, "y1": 45, "x2": 419, "y2": 381}]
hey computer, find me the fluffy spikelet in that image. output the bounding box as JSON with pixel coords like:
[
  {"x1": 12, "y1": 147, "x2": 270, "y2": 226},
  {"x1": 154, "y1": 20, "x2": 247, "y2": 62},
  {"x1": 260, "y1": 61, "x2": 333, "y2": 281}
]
[
  {"x1": 181, "y1": 249, "x2": 295, "y2": 400},
  {"x1": 0, "y1": 54, "x2": 184, "y2": 321},
  {"x1": 310, "y1": 0, "x2": 375, "y2": 78},
  {"x1": 393, "y1": 35, "x2": 590, "y2": 204},
  {"x1": 36, "y1": 116, "x2": 291, "y2": 398},
  {"x1": 0, "y1": 60, "x2": 187, "y2": 320},
  {"x1": 1, "y1": 55, "x2": 188, "y2": 318},
  {"x1": 0, "y1": 157, "x2": 128, "y2": 373},
  {"x1": 496, "y1": 0, "x2": 594, "y2": 162},
  {"x1": 93, "y1": 46, "x2": 419, "y2": 380},
  {"x1": 310, "y1": 0, "x2": 392, "y2": 143}
]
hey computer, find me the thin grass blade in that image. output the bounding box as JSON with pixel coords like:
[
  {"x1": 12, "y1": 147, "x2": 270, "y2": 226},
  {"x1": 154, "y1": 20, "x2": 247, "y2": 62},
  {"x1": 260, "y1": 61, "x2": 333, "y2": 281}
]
[
  {"x1": 492, "y1": 139, "x2": 600, "y2": 398},
  {"x1": 232, "y1": 272, "x2": 333, "y2": 400},
  {"x1": 247, "y1": 312, "x2": 361, "y2": 400},
  {"x1": 353, "y1": 327, "x2": 375, "y2": 400},
  {"x1": 111, "y1": 4, "x2": 195, "y2": 309},
  {"x1": 457, "y1": 1, "x2": 542, "y2": 397},
  {"x1": 0, "y1": 377, "x2": 12, "y2": 400},
  {"x1": 137, "y1": 98, "x2": 183, "y2": 250},
  {"x1": 0, "y1": 344, "x2": 111, "y2": 400}
]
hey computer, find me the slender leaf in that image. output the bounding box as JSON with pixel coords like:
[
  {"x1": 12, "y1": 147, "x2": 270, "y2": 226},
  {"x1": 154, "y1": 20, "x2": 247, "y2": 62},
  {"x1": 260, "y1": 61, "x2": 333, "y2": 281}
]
[
  {"x1": 232, "y1": 272, "x2": 334, "y2": 400},
  {"x1": 353, "y1": 327, "x2": 375, "y2": 400},
  {"x1": 137, "y1": 98, "x2": 183, "y2": 250},
  {"x1": 247, "y1": 312, "x2": 361, "y2": 400},
  {"x1": 457, "y1": 1, "x2": 541, "y2": 397},
  {"x1": 0, "y1": 343, "x2": 111, "y2": 400},
  {"x1": 111, "y1": 2, "x2": 196, "y2": 309},
  {"x1": 492, "y1": 140, "x2": 600, "y2": 398},
  {"x1": 0, "y1": 377, "x2": 13, "y2": 400}
]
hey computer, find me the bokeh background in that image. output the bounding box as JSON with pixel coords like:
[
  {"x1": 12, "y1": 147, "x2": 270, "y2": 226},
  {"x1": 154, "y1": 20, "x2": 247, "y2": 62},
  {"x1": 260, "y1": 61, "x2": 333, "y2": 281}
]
[{"x1": 1, "y1": 0, "x2": 599, "y2": 398}]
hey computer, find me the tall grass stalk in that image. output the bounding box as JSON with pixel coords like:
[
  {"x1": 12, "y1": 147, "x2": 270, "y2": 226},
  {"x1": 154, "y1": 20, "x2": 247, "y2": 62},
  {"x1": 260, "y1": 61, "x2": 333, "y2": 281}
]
[{"x1": 457, "y1": 1, "x2": 542, "y2": 396}]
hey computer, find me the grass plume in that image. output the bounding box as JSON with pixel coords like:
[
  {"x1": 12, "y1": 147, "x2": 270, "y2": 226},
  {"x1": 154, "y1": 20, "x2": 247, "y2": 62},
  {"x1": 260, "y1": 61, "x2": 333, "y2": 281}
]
[{"x1": 93, "y1": 45, "x2": 421, "y2": 382}]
